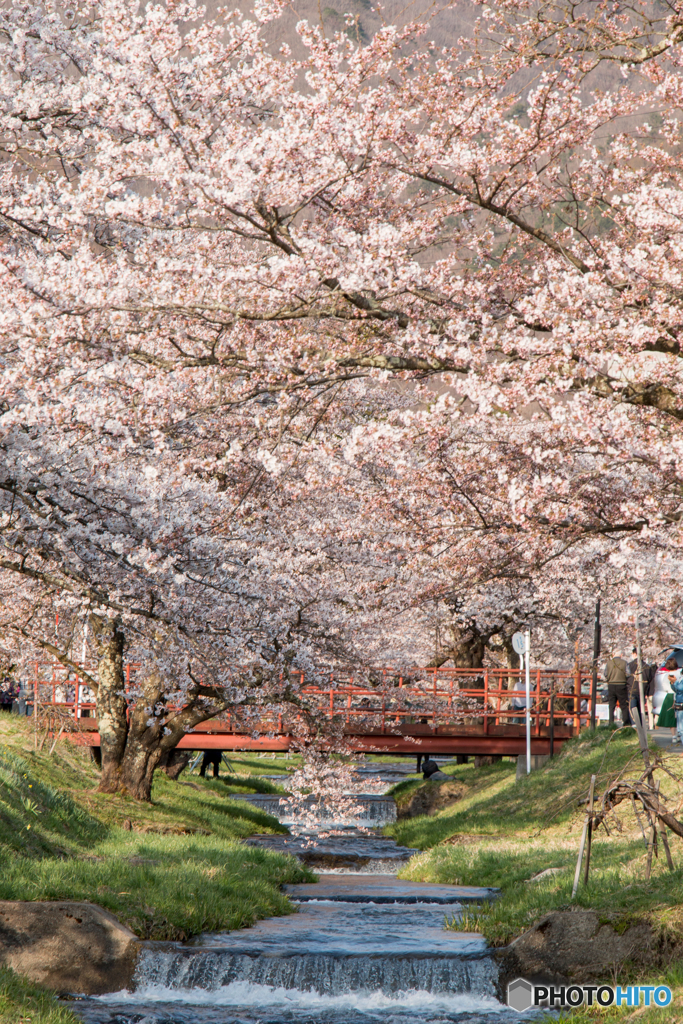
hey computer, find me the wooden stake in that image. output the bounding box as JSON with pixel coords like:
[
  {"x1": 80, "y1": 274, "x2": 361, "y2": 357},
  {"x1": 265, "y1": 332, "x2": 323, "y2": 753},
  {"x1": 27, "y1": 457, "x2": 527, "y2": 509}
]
[
  {"x1": 645, "y1": 816, "x2": 656, "y2": 881},
  {"x1": 646, "y1": 782, "x2": 659, "y2": 882},
  {"x1": 631, "y1": 706, "x2": 654, "y2": 786},
  {"x1": 38, "y1": 722, "x2": 50, "y2": 751},
  {"x1": 631, "y1": 793, "x2": 649, "y2": 846},
  {"x1": 661, "y1": 826, "x2": 675, "y2": 872},
  {"x1": 653, "y1": 779, "x2": 674, "y2": 873},
  {"x1": 584, "y1": 771, "x2": 597, "y2": 885},
  {"x1": 636, "y1": 621, "x2": 646, "y2": 729},
  {"x1": 48, "y1": 723, "x2": 65, "y2": 756},
  {"x1": 573, "y1": 774, "x2": 596, "y2": 899}
]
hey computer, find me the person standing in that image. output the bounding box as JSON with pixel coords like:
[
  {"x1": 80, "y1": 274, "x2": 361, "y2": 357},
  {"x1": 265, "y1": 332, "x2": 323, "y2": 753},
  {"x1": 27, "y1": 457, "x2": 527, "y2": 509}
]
[
  {"x1": 672, "y1": 672, "x2": 683, "y2": 747},
  {"x1": 0, "y1": 676, "x2": 16, "y2": 712},
  {"x1": 604, "y1": 651, "x2": 631, "y2": 727},
  {"x1": 626, "y1": 648, "x2": 638, "y2": 704},
  {"x1": 626, "y1": 647, "x2": 654, "y2": 722},
  {"x1": 200, "y1": 750, "x2": 222, "y2": 778},
  {"x1": 658, "y1": 656, "x2": 679, "y2": 741}
]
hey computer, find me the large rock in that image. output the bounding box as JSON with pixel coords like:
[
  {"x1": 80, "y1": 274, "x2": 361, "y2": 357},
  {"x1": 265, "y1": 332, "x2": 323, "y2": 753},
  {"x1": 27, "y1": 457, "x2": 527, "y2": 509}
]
[
  {"x1": 0, "y1": 901, "x2": 141, "y2": 995},
  {"x1": 397, "y1": 779, "x2": 467, "y2": 819},
  {"x1": 496, "y1": 909, "x2": 676, "y2": 992}
]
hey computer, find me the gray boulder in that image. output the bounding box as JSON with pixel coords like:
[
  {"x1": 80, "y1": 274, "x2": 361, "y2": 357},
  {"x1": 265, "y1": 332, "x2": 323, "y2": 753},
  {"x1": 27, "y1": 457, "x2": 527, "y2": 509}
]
[
  {"x1": 495, "y1": 909, "x2": 676, "y2": 993},
  {"x1": 0, "y1": 900, "x2": 140, "y2": 995}
]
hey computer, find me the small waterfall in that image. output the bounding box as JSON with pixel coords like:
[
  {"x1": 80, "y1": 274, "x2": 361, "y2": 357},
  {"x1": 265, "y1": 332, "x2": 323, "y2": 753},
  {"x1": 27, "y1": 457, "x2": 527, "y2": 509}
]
[
  {"x1": 231, "y1": 794, "x2": 283, "y2": 817},
  {"x1": 134, "y1": 948, "x2": 499, "y2": 998},
  {"x1": 353, "y1": 797, "x2": 397, "y2": 824},
  {"x1": 233, "y1": 793, "x2": 397, "y2": 825}
]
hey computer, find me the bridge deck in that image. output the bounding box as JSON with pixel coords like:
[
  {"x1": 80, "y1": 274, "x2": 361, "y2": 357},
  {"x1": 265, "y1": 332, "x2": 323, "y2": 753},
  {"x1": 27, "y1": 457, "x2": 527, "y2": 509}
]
[
  {"x1": 28, "y1": 665, "x2": 591, "y2": 757},
  {"x1": 71, "y1": 725, "x2": 575, "y2": 755}
]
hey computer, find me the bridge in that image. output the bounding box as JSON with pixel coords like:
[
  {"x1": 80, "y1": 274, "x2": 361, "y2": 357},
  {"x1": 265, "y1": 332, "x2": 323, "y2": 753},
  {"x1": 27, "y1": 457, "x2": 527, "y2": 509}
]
[{"x1": 27, "y1": 665, "x2": 593, "y2": 758}]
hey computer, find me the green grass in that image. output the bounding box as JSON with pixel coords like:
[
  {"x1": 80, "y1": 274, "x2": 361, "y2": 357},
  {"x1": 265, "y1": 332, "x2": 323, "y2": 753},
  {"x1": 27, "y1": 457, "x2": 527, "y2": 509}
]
[
  {"x1": 385, "y1": 729, "x2": 683, "y2": 948},
  {"x1": 0, "y1": 965, "x2": 80, "y2": 1024},
  {"x1": 386, "y1": 776, "x2": 425, "y2": 802},
  {"x1": 0, "y1": 831, "x2": 310, "y2": 940},
  {"x1": 0, "y1": 719, "x2": 313, "y2": 941},
  {"x1": 435, "y1": 839, "x2": 683, "y2": 947},
  {"x1": 388, "y1": 730, "x2": 648, "y2": 849},
  {"x1": 0, "y1": 745, "x2": 107, "y2": 858},
  {"x1": 548, "y1": 963, "x2": 683, "y2": 1022},
  {"x1": 0, "y1": 744, "x2": 290, "y2": 855},
  {"x1": 0, "y1": 716, "x2": 292, "y2": 846}
]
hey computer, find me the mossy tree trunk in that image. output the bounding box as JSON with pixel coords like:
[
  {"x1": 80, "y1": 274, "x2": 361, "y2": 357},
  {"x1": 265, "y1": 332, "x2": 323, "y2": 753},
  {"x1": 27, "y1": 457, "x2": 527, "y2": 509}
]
[{"x1": 88, "y1": 618, "x2": 227, "y2": 801}]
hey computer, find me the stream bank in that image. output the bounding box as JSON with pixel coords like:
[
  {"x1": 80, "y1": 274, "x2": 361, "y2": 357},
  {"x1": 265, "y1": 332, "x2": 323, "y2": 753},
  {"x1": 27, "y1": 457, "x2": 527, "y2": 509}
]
[
  {"x1": 67, "y1": 760, "x2": 529, "y2": 1023},
  {"x1": 388, "y1": 732, "x2": 683, "y2": 995},
  {"x1": 0, "y1": 726, "x2": 309, "y2": 944}
]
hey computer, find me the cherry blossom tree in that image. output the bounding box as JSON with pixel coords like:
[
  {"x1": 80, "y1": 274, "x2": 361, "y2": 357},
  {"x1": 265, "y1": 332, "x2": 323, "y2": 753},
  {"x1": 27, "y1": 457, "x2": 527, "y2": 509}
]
[
  {"x1": 3, "y1": 0, "x2": 683, "y2": 799},
  {"x1": 0, "y1": 433, "x2": 378, "y2": 796}
]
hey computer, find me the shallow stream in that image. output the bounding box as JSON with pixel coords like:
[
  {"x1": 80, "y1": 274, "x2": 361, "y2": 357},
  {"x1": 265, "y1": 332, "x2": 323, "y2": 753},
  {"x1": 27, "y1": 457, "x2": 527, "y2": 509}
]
[{"x1": 71, "y1": 759, "x2": 538, "y2": 1024}]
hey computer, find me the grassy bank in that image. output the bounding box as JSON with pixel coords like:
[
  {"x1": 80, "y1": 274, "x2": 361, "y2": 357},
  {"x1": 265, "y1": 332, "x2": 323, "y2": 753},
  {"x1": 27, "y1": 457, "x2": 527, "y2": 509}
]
[
  {"x1": 0, "y1": 965, "x2": 80, "y2": 1024},
  {"x1": 551, "y1": 968, "x2": 683, "y2": 1023},
  {"x1": 386, "y1": 729, "x2": 683, "y2": 949},
  {"x1": 0, "y1": 717, "x2": 312, "y2": 941}
]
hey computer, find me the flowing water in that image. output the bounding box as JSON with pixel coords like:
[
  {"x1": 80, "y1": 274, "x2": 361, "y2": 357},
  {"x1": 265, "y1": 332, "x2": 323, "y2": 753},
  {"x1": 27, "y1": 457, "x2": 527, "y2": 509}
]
[
  {"x1": 70, "y1": 760, "x2": 542, "y2": 1024},
  {"x1": 234, "y1": 794, "x2": 399, "y2": 827}
]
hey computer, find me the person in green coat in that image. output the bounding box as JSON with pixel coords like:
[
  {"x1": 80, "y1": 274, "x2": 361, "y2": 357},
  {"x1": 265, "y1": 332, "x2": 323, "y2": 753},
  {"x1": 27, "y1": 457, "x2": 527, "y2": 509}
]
[
  {"x1": 658, "y1": 692, "x2": 676, "y2": 730},
  {"x1": 658, "y1": 657, "x2": 678, "y2": 739}
]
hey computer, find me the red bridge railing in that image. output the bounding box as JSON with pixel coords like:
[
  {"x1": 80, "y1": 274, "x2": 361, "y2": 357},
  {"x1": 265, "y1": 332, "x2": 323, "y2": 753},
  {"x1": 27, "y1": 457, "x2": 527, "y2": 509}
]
[{"x1": 23, "y1": 664, "x2": 592, "y2": 740}]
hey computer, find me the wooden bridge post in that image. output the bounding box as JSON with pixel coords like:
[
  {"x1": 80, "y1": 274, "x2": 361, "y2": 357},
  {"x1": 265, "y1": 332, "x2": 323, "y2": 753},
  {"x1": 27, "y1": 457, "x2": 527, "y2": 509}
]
[
  {"x1": 549, "y1": 691, "x2": 555, "y2": 757},
  {"x1": 483, "y1": 670, "x2": 489, "y2": 734},
  {"x1": 432, "y1": 669, "x2": 437, "y2": 730},
  {"x1": 574, "y1": 670, "x2": 581, "y2": 734}
]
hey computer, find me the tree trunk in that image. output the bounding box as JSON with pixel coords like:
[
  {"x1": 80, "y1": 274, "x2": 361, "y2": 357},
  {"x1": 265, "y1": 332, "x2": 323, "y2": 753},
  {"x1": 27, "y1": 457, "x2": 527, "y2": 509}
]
[
  {"x1": 117, "y1": 728, "x2": 167, "y2": 800},
  {"x1": 114, "y1": 669, "x2": 169, "y2": 800},
  {"x1": 158, "y1": 749, "x2": 190, "y2": 780},
  {"x1": 88, "y1": 630, "x2": 226, "y2": 801},
  {"x1": 111, "y1": 669, "x2": 222, "y2": 800},
  {"x1": 90, "y1": 620, "x2": 172, "y2": 799},
  {"x1": 90, "y1": 616, "x2": 128, "y2": 794},
  {"x1": 427, "y1": 620, "x2": 489, "y2": 676}
]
